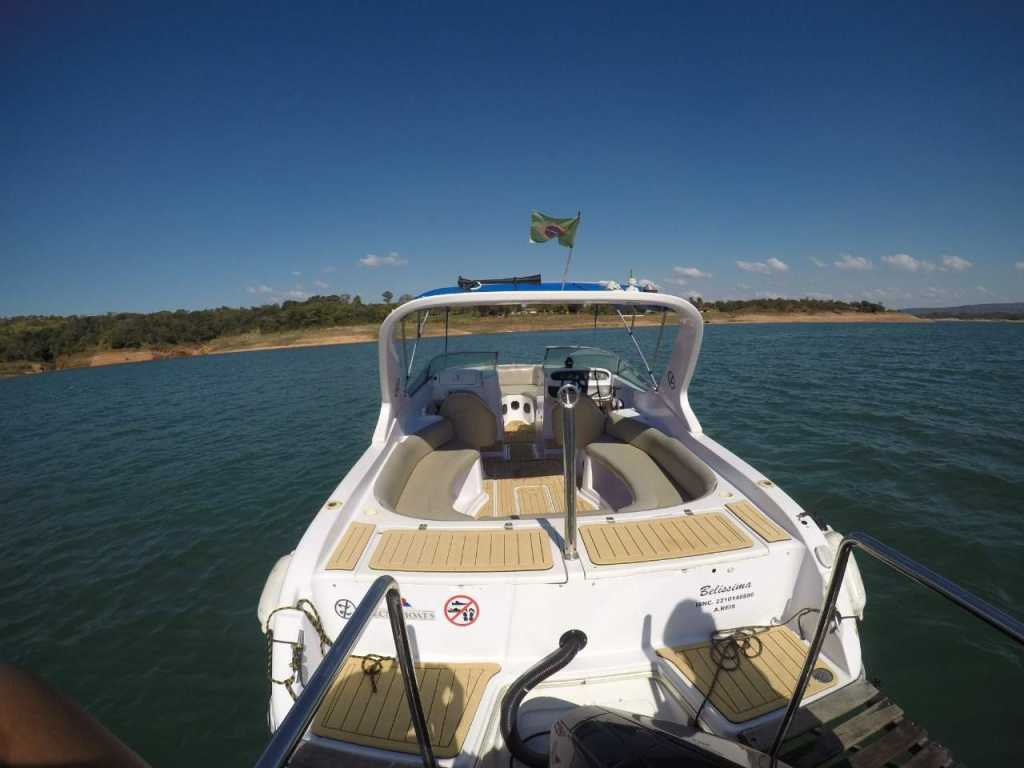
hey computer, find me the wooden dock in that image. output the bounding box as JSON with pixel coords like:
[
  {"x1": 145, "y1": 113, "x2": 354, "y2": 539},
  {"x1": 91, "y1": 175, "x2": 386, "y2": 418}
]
[{"x1": 739, "y1": 679, "x2": 960, "y2": 768}]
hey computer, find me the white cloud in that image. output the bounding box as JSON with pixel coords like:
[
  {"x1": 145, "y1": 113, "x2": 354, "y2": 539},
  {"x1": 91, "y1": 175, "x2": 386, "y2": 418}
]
[
  {"x1": 286, "y1": 289, "x2": 308, "y2": 299},
  {"x1": 810, "y1": 257, "x2": 826, "y2": 268},
  {"x1": 736, "y1": 258, "x2": 788, "y2": 274},
  {"x1": 834, "y1": 254, "x2": 872, "y2": 271},
  {"x1": 976, "y1": 285, "x2": 996, "y2": 297},
  {"x1": 638, "y1": 278, "x2": 661, "y2": 291},
  {"x1": 665, "y1": 277, "x2": 688, "y2": 287},
  {"x1": 673, "y1": 266, "x2": 711, "y2": 279},
  {"x1": 323, "y1": 266, "x2": 337, "y2": 273},
  {"x1": 755, "y1": 291, "x2": 784, "y2": 299},
  {"x1": 921, "y1": 286, "x2": 948, "y2": 299},
  {"x1": 736, "y1": 260, "x2": 770, "y2": 274},
  {"x1": 806, "y1": 292, "x2": 836, "y2": 300},
  {"x1": 882, "y1": 253, "x2": 935, "y2": 272},
  {"x1": 1016, "y1": 261, "x2": 1024, "y2": 272},
  {"x1": 246, "y1": 284, "x2": 273, "y2": 295},
  {"x1": 313, "y1": 279, "x2": 329, "y2": 289},
  {"x1": 291, "y1": 271, "x2": 302, "y2": 277},
  {"x1": 941, "y1": 255, "x2": 972, "y2": 272},
  {"x1": 360, "y1": 252, "x2": 408, "y2": 268}
]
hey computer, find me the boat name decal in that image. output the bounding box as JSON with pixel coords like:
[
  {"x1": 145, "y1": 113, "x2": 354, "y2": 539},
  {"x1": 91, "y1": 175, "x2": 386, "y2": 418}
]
[
  {"x1": 699, "y1": 581, "x2": 751, "y2": 597},
  {"x1": 697, "y1": 581, "x2": 755, "y2": 613}
]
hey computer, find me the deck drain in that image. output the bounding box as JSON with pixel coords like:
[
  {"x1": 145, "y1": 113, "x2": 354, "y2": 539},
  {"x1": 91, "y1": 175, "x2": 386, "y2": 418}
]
[{"x1": 812, "y1": 667, "x2": 835, "y2": 684}]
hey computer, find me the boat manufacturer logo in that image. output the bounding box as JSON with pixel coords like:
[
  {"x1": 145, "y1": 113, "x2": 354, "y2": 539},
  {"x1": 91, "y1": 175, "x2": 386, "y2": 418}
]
[
  {"x1": 335, "y1": 596, "x2": 436, "y2": 622},
  {"x1": 334, "y1": 598, "x2": 356, "y2": 620},
  {"x1": 444, "y1": 594, "x2": 480, "y2": 626}
]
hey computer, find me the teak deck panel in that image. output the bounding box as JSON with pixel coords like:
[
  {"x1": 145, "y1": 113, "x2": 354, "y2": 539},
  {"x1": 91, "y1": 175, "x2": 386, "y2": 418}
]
[
  {"x1": 726, "y1": 500, "x2": 791, "y2": 543},
  {"x1": 326, "y1": 522, "x2": 375, "y2": 570},
  {"x1": 369, "y1": 529, "x2": 553, "y2": 572},
  {"x1": 478, "y1": 459, "x2": 596, "y2": 518},
  {"x1": 311, "y1": 656, "x2": 499, "y2": 758},
  {"x1": 580, "y1": 512, "x2": 751, "y2": 565},
  {"x1": 658, "y1": 625, "x2": 838, "y2": 723}
]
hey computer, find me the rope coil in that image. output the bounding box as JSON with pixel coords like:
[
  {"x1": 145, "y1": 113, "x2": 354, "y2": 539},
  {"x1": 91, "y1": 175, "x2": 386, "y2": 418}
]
[{"x1": 265, "y1": 599, "x2": 333, "y2": 701}]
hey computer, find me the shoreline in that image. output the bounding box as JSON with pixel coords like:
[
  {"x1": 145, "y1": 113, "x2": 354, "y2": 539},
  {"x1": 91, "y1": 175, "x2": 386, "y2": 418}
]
[{"x1": 1, "y1": 311, "x2": 931, "y2": 378}]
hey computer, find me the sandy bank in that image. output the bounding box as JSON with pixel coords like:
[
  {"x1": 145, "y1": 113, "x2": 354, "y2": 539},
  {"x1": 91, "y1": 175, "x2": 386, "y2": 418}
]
[{"x1": 3, "y1": 311, "x2": 927, "y2": 377}]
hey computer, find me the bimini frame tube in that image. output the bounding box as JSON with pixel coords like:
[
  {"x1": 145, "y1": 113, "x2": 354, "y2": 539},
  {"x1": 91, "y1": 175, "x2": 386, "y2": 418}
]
[{"x1": 558, "y1": 383, "x2": 580, "y2": 560}]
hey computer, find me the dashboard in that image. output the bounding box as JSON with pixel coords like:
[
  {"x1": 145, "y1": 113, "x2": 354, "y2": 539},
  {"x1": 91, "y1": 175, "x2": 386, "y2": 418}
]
[{"x1": 547, "y1": 368, "x2": 613, "y2": 400}]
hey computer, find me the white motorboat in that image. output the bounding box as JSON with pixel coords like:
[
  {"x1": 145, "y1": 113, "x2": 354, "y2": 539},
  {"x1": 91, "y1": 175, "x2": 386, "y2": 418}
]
[{"x1": 256, "y1": 277, "x2": 1022, "y2": 768}]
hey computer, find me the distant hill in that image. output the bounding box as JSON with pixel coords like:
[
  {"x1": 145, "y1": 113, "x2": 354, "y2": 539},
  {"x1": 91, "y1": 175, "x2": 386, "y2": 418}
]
[{"x1": 901, "y1": 302, "x2": 1024, "y2": 319}]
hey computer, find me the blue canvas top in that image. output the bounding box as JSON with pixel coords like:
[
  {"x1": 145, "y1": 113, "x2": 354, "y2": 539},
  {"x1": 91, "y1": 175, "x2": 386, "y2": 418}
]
[{"x1": 418, "y1": 281, "x2": 609, "y2": 298}]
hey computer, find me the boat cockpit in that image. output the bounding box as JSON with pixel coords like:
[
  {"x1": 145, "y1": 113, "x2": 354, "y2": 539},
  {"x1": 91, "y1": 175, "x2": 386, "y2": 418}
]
[{"x1": 376, "y1": 308, "x2": 716, "y2": 523}]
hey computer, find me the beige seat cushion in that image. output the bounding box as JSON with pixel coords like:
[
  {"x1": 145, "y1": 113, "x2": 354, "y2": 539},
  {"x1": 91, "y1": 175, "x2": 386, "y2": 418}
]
[
  {"x1": 395, "y1": 448, "x2": 478, "y2": 521},
  {"x1": 375, "y1": 420, "x2": 455, "y2": 509},
  {"x1": 606, "y1": 415, "x2": 717, "y2": 500},
  {"x1": 440, "y1": 392, "x2": 498, "y2": 449},
  {"x1": 549, "y1": 395, "x2": 607, "y2": 448},
  {"x1": 586, "y1": 440, "x2": 683, "y2": 513},
  {"x1": 498, "y1": 366, "x2": 543, "y2": 398}
]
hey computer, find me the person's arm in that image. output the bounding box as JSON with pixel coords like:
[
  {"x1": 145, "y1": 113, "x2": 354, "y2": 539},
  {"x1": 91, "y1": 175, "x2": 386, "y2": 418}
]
[{"x1": 0, "y1": 665, "x2": 150, "y2": 767}]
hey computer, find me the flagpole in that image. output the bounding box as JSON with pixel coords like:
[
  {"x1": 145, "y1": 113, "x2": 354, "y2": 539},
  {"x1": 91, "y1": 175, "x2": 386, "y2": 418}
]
[{"x1": 560, "y1": 210, "x2": 580, "y2": 290}]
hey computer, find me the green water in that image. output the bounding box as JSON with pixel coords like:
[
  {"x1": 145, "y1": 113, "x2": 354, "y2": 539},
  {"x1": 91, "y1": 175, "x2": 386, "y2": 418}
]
[{"x1": 2, "y1": 323, "x2": 1022, "y2": 765}]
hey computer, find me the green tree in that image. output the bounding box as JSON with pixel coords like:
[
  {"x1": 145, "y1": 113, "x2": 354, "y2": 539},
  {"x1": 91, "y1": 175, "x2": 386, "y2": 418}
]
[{"x1": 382, "y1": 291, "x2": 394, "y2": 304}]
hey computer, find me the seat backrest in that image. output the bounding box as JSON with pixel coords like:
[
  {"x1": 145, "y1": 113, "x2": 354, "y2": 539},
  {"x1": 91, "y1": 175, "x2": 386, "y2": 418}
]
[
  {"x1": 374, "y1": 420, "x2": 454, "y2": 509},
  {"x1": 497, "y1": 366, "x2": 537, "y2": 387},
  {"x1": 606, "y1": 414, "x2": 717, "y2": 500},
  {"x1": 550, "y1": 395, "x2": 607, "y2": 448},
  {"x1": 439, "y1": 391, "x2": 498, "y2": 449}
]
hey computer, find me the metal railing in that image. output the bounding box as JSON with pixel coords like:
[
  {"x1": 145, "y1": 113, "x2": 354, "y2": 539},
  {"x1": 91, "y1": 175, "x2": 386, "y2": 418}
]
[
  {"x1": 254, "y1": 575, "x2": 437, "y2": 768},
  {"x1": 558, "y1": 383, "x2": 580, "y2": 560},
  {"x1": 769, "y1": 532, "x2": 1024, "y2": 764}
]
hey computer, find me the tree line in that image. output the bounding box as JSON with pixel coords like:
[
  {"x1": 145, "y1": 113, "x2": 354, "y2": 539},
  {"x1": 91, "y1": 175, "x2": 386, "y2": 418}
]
[{"x1": 1, "y1": 294, "x2": 885, "y2": 364}]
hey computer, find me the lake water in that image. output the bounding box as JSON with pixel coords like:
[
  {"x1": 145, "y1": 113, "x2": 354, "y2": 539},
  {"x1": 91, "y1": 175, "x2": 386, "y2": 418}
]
[{"x1": 2, "y1": 322, "x2": 1023, "y2": 766}]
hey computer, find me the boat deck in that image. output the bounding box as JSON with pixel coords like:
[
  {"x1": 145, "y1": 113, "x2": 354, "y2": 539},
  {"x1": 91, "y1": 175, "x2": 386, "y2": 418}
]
[
  {"x1": 658, "y1": 625, "x2": 837, "y2": 723},
  {"x1": 478, "y1": 458, "x2": 598, "y2": 518},
  {"x1": 310, "y1": 656, "x2": 500, "y2": 759}
]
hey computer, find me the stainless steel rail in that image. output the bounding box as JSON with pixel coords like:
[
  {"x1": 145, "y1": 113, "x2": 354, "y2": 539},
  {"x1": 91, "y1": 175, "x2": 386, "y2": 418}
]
[
  {"x1": 769, "y1": 531, "x2": 1024, "y2": 764},
  {"x1": 254, "y1": 576, "x2": 437, "y2": 768},
  {"x1": 558, "y1": 383, "x2": 580, "y2": 560}
]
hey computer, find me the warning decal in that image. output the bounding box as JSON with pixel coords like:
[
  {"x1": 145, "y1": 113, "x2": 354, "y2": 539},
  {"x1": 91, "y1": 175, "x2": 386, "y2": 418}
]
[{"x1": 444, "y1": 595, "x2": 479, "y2": 627}]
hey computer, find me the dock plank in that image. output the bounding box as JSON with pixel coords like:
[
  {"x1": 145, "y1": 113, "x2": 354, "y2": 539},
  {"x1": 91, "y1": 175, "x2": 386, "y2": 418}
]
[
  {"x1": 849, "y1": 720, "x2": 928, "y2": 768},
  {"x1": 792, "y1": 699, "x2": 903, "y2": 768},
  {"x1": 740, "y1": 679, "x2": 881, "y2": 750},
  {"x1": 901, "y1": 742, "x2": 954, "y2": 768}
]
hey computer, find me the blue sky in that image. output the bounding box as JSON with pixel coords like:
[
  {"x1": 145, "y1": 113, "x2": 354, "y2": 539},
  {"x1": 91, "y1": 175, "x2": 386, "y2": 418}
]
[{"x1": 2, "y1": 2, "x2": 1023, "y2": 315}]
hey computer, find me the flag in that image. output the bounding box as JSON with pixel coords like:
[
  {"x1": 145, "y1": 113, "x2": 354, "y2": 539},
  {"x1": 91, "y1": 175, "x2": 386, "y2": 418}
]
[{"x1": 530, "y1": 210, "x2": 580, "y2": 248}]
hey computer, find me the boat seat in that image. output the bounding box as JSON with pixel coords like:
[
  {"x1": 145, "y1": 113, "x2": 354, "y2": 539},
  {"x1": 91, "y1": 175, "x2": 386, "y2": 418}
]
[
  {"x1": 549, "y1": 400, "x2": 717, "y2": 513},
  {"x1": 498, "y1": 365, "x2": 543, "y2": 398},
  {"x1": 585, "y1": 440, "x2": 683, "y2": 513},
  {"x1": 374, "y1": 419, "x2": 477, "y2": 521},
  {"x1": 549, "y1": 395, "x2": 608, "y2": 448},
  {"x1": 439, "y1": 391, "x2": 499, "y2": 449},
  {"x1": 604, "y1": 413, "x2": 717, "y2": 503},
  {"x1": 395, "y1": 447, "x2": 478, "y2": 521}
]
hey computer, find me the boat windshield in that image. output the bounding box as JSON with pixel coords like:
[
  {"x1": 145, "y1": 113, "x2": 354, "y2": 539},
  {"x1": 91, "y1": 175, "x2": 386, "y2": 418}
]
[
  {"x1": 542, "y1": 346, "x2": 650, "y2": 389},
  {"x1": 406, "y1": 351, "x2": 497, "y2": 393},
  {"x1": 394, "y1": 302, "x2": 677, "y2": 395}
]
